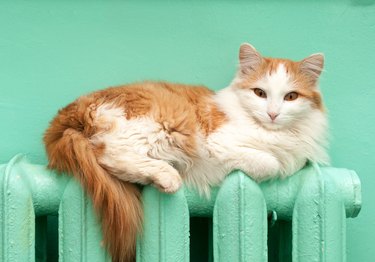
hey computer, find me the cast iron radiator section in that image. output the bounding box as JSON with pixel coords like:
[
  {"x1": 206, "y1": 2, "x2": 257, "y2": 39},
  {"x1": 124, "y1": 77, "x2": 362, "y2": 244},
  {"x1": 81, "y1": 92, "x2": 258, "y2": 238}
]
[{"x1": 0, "y1": 155, "x2": 361, "y2": 261}]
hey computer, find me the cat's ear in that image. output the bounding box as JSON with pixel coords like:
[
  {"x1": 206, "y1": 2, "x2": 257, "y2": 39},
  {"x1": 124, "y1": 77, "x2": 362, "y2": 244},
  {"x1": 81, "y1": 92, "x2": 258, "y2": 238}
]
[
  {"x1": 239, "y1": 43, "x2": 263, "y2": 74},
  {"x1": 300, "y1": 53, "x2": 324, "y2": 81}
]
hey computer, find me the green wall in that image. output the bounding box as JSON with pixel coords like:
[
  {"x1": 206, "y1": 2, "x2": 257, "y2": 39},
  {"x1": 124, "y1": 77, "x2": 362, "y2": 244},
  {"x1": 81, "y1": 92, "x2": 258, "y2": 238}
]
[{"x1": 0, "y1": 1, "x2": 374, "y2": 260}]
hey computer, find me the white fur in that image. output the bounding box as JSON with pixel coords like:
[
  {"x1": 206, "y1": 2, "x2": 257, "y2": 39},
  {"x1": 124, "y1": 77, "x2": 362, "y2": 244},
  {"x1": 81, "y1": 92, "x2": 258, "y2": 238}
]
[{"x1": 91, "y1": 66, "x2": 328, "y2": 196}]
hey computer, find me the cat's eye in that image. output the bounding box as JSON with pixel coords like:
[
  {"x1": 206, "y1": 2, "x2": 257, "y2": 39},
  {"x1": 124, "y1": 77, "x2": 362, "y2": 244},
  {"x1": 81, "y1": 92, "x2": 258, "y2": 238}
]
[
  {"x1": 253, "y1": 88, "x2": 267, "y2": 98},
  {"x1": 284, "y1": 92, "x2": 299, "y2": 101}
]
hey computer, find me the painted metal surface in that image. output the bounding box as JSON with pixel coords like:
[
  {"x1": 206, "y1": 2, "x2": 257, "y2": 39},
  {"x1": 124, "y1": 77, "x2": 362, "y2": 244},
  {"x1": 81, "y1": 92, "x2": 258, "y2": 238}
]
[
  {"x1": 136, "y1": 187, "x2": 190, "y2": 262},
  {"x1": 0, "y1": 155, "x2": 361, "y2": 261},
  {"x1": 59, "y1": 179, "x2": 111, "y2": 262},
  {"x1": 213, "y1": 172, "x2": 267, "y2": 262},
  {"x1": 0, "y1": 155, "x2": 109, "y2": 262},
  {"x1": 137, "y1": 163, "x2": 361, "y2": 262}
]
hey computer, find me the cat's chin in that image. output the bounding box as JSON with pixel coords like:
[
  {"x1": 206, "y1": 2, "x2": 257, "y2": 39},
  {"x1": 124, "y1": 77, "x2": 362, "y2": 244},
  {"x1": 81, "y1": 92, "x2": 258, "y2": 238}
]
[{"x1": 261, "y1": 122, "x2": 284, "y2": 131}]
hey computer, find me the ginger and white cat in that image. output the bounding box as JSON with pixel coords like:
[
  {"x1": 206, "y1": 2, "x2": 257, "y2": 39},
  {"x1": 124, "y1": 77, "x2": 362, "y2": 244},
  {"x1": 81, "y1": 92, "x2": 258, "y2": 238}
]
[{"x1": 44, "y1": 43, "x2": 328, "y2": 262}]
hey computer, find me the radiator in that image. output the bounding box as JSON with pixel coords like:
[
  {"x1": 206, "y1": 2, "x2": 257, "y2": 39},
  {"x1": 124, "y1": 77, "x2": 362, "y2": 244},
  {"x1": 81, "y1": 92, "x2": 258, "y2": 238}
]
[{"x1": 0, "y1": 155, "x2": 361, "y2": 262}]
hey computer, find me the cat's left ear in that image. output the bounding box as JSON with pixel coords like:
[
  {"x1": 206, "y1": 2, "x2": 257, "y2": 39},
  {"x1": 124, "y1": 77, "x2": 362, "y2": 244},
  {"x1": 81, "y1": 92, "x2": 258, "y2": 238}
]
[
  {"x1": 239, "y1": 43, "x2": 263, "y2": 75},
  {"x1": 300, "y1": 53, "x2": 324, "y2": 81}
]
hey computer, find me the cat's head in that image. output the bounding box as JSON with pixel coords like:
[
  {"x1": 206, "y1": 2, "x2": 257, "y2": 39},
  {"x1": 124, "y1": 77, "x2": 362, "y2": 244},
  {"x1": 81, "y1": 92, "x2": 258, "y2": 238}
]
[{"x1": 231, "y1": 43, "x2": 325, "y2": 130}]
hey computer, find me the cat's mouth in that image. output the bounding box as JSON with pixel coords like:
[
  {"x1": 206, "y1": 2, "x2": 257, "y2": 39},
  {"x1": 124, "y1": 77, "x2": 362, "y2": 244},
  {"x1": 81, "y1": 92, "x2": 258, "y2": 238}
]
[{"x1": 253, "y1": 115, "x2": 284, "y2": 131}]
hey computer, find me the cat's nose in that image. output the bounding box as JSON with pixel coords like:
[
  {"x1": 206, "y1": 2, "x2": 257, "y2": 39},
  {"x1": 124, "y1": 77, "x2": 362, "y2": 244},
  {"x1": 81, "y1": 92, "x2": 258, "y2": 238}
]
[{"x1": 268, "y1": 112, "x2": 279, "y2": 121}]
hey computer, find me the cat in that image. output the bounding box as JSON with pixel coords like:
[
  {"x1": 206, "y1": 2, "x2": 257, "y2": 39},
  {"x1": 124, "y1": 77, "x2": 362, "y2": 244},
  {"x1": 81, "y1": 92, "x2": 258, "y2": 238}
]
[{"x1": 43, "y1": 43, "x2": 329, "y2": 262}]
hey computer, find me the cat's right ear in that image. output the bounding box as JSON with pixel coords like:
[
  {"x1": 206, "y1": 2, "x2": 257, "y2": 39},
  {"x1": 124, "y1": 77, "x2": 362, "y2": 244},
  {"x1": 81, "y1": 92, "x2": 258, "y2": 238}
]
[
  {"x1": 300, "y1": 53, "x2": 324, "y2": 81},
  {"x1": 239, "y1": 43, "x2": 263, "y2": 75}
]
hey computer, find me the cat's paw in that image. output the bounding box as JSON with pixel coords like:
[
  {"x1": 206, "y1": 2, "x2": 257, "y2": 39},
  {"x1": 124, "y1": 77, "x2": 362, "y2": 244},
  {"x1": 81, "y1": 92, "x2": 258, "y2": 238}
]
[
  {"x1": 241, "y1": 153, "x2": 281, "y2": 182},
  {"x1": 152, "y1": 168, "x2": 182, "y2": 193}
]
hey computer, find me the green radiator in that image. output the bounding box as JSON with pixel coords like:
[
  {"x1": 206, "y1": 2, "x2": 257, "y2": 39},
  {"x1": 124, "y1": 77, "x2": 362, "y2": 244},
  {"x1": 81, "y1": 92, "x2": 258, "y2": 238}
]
[{"x1": 0, "y1": 155, "x2": 361, "y2": 261}]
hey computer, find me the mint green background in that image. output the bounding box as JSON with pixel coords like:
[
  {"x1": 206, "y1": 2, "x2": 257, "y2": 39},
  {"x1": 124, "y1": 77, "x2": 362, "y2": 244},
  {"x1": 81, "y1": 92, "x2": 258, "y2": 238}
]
[{"x1": 0, "y1": 1, "x2": 374, "y2": 260}]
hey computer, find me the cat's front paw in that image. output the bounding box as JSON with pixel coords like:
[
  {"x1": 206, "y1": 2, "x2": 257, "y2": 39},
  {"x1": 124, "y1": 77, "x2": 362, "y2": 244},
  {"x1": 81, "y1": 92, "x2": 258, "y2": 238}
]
[
  {"x1": 241, "y1": 153, "x2": 281, "y2": 182},
  {"x1": 152, "y1": 168, "x2": 182, "y2": 193}
]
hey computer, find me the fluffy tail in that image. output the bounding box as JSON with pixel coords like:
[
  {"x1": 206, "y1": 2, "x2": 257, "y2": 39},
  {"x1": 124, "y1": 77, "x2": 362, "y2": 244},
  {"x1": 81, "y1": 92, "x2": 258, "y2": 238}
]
[{"x1": 44, "y1": 105, "x2": 142, "y2": 262}]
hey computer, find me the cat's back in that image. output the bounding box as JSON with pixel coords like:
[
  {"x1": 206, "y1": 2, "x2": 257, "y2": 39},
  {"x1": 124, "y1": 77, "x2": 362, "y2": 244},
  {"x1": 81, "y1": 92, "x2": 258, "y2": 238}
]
[
  {"x1": 52, "y1": 81, "x2": 212, "y2": 124},
  {"x1": 82, "y1": 81, "x2": 213, "y2": 120}
]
